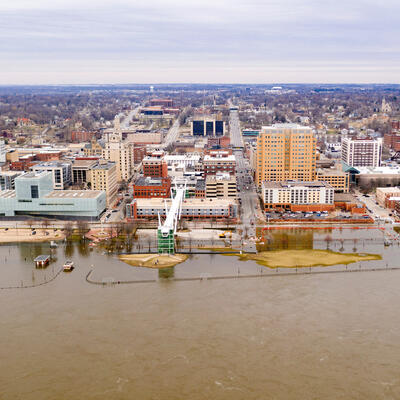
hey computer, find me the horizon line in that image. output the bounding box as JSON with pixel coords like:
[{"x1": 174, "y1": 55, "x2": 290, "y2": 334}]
[{"x1": 1, "y1": 82, "x2": 400, "y2": 87}]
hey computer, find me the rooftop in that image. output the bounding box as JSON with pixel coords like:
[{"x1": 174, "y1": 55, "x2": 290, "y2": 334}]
[
  {"x1": 204, "y1": 155, "x2": 236, "y2": 161},
  {"x1": 355, "y1": 166, "x2": 400, "y2": 175},
  {"x1": 317, "y1": 168, "x2": 347, "y2": 176},
  {"x1": 343, "y1": 137, "x2": 382, "y2": 142},
  {"x1": 92, "y1": 160, "x2": 116, "y2": 170},
  {"x1": 206, "y1": 172, "x2": 234, "y2": 182},
  {"x1": 262, "y1": 181, "x2": 333, "y2": 189},
  {"x1": 0, "y1": 171, "x2": 22, "y2": 177},
  {"x1": 32, "y1": 161, "x2": 71, "y2": 168},
  {"x1": 45, "y1": 190, "x2": 103, "y2": 199},
  {"x1": 18, "y1": 171, "x2": 51, "y2": 179},
  {"x1": 134, "y1": 176, "x2": 169, "y2": 186},
  {"x1": 72, "y1": 159, "x2": 98, "y2": 169},
  {"x1": 164, "y1": 154, "x2": 201, "y2": 160},
  {"x1": 261, "y1": 123, "x2": 313, "y2": 130},
  {"x1": 195, "y1": 180, "x2": 205, "y2": 190},
  {"x1": 34, "y1": 255, "x2": 50, "y2": 262},
  {"x1": 133, "y1": 197, "x2": 236, "y2": 207},
  {"x1": 334, "y1": 193, "x2": 359, "y2": 203}
]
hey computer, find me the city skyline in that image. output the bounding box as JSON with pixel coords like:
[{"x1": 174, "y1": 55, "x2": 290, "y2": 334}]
[{"x1": 1, "y1": 0, "x2": 400, "y2": 84}]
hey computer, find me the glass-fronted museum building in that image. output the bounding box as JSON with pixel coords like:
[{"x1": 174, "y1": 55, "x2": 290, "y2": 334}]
[{"x1": 0, "y1": 171, "x2": 106, "y2": 219}]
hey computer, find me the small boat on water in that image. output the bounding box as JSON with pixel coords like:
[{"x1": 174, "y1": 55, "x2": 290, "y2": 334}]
[
  {"x1": 50, "y1": 241, "x2": 58, "y2": 248},
  {"x1": 63, "y1": 260, "x2": 74, "y2": 272}
]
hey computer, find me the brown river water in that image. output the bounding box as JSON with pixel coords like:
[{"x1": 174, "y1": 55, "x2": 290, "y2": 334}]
[{"x1": 1, "y1": 228, "x2": 400, "y2": 399}]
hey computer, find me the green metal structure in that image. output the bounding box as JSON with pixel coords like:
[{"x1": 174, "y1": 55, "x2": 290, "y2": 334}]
[{"x1": 157, "y1": 228, "x2": 175, "y2": 254}]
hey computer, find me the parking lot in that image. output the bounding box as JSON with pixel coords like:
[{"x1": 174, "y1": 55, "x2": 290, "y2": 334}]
[{"x1": 265, "y1": 209, "x2": 371, "y2": 222}]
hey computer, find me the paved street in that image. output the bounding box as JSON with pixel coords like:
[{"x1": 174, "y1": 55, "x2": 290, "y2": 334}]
[
  {"x1": 163, "y1": 107, "x2": 191, "y2": 148},
  {"x1": 120, "y1": 106, "x2": 140, "y2": 129},
  {"x1": 229, "y1": 103, "x2": 244, "y2": 148},
  {"x1": 354, "y1": 190, "x2": 394, "y2": 222},
  {"x1": 163, "y1": 118, "x2": 180, "y2": 148},
  {"x1": 229, "y1": 104, "x2": 259, "y2": 251}
]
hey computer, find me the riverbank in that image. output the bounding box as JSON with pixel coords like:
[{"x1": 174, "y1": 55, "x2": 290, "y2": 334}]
[
  {"x1": 0, "y1": 228, "x2": 65, "y2": 243},
  {"x1": 229, "y1": 249, "x2": 381, "y2": 268},
  {"x1": 119, "y1": 253, "x2": 188, "y2": 268}
]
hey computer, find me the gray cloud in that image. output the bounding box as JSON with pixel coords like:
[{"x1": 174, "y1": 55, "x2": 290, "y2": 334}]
[{"x1": 0, "y1": 0, "x2": 399, "y2": 83}]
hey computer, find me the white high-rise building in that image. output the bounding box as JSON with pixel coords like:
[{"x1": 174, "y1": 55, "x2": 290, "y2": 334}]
[
  {"x1": 341, "y1": 137, "x2": 382, "y2": 168},
  {"x1": 0, "y1": 139, "x2": 6, "y2": 163}
]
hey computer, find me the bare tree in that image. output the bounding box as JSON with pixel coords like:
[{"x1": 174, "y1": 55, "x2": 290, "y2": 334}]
[
  {"x1": 114, "y1": 222, "x2": 125, "y2": 238},
  {"x1": 64, "y1": 222, "x2": 74, "y2": 240},
  {"x1": 76, "y1": 220, "x2": 89, "y2": 239},
  {"x1": 26, "y1": 219, "x2": 35, "y2": 230},
  {"x1": 325, "y1": 234, "x2": 333, "y2": 250},
  {"x1": 41, "y1": 218, "x2": 50, "y2": 232},
  {"x1": 124, "y1": 221, "x2": 135, "y2": 240},
  {"x1": 188, "y1": 234, "x2": 192, "y2": 252}
]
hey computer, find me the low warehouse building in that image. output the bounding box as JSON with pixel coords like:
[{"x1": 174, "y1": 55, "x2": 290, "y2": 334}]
[{"x1": 127, "y1": 198, "x2": 238, "y2": 220}]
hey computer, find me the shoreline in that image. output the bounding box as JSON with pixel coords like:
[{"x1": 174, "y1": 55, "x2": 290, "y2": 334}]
[
  {"x1": 0, "y1": 228, "x2": 65, "y2": 244},
  {"x1": 119, "y1": 253, "x2": 188, "y2": 269},
  {"x1": 224, "y1": 249, "x2": 382, "y2": 269}
]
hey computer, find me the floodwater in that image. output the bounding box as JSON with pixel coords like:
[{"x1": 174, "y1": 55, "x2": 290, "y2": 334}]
[{"x1": 1, "y1": 229, "x2": 400, "y2": 399}]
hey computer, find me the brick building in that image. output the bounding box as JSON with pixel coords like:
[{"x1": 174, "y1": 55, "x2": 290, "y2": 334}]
[
  {"x1": 71, "y1": 131, "x2": 95, "y2": 143},
  {"x1": 142, "y1": 154, "x2": 168, "y2": 178},
  {"x1": 207, "y1": 136, "x2": 230, "y2": 148},
  {"x1": 132, "y1": 177, "x2": 171, "y2": 198},
  {"x1": 133, "y1": 145, "x2": 147, "y2": 165},
  {"x1": 149, "y1": 98, "x2": 174, "y2": 107}
]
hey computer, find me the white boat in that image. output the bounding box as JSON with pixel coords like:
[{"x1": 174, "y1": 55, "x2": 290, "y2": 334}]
[
  {"x1": 50, "y1": 241, "x2": 58, "y2": 248},
  {"x1": 63, "y1": 260, "x2": 74, "y2": 271}
]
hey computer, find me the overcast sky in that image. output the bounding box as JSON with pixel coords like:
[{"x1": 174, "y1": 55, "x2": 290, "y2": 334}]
[{"x1": 0, "y1": 0, "x2": 399, "y2": 84}]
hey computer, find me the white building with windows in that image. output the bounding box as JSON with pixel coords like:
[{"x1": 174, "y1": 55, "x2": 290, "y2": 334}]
[
  {"x1": 31, "y1": 161, "x2": 72, "y2": 190},
  {"x1": 0, "y1": 139, "x2": 6, "y2": 163},
  {"x1": 262, "y1": 181, "x2": 334, "y2": 211},
  {"x1": 164, "y1": 154, "x2": 201, "y2": 169},
  {"x1": 341, "y1": 137, "x2": 382, "y2": 168}
]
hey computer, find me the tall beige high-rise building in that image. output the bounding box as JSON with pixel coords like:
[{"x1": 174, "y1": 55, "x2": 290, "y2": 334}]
[
  {"x1": 90, "y1": 160, "x2": 118, "y2": 207},
  {"x1": 255, "y1": 124, "x2": 316, "y2": 187},
  {"x1": 102, "y1": 131, "x2": 134, "y2": 182}
]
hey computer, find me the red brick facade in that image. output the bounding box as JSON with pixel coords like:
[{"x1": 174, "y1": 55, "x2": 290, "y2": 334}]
[
  {"x1": 143, "y1": 160, "x2": 168, "y2": 178},
  {"x1": 71, "y1": 131, "x2": 95, "y2": 143},
  {"x1": 149, "y1": 98, "x2": 174, "y2": 107},
  {"x1": 384, "y1": 132, "x2": 400, "y2": 151},
  {"x1": 132, "y1": 177, "x2": 171, "y2": 198}
]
